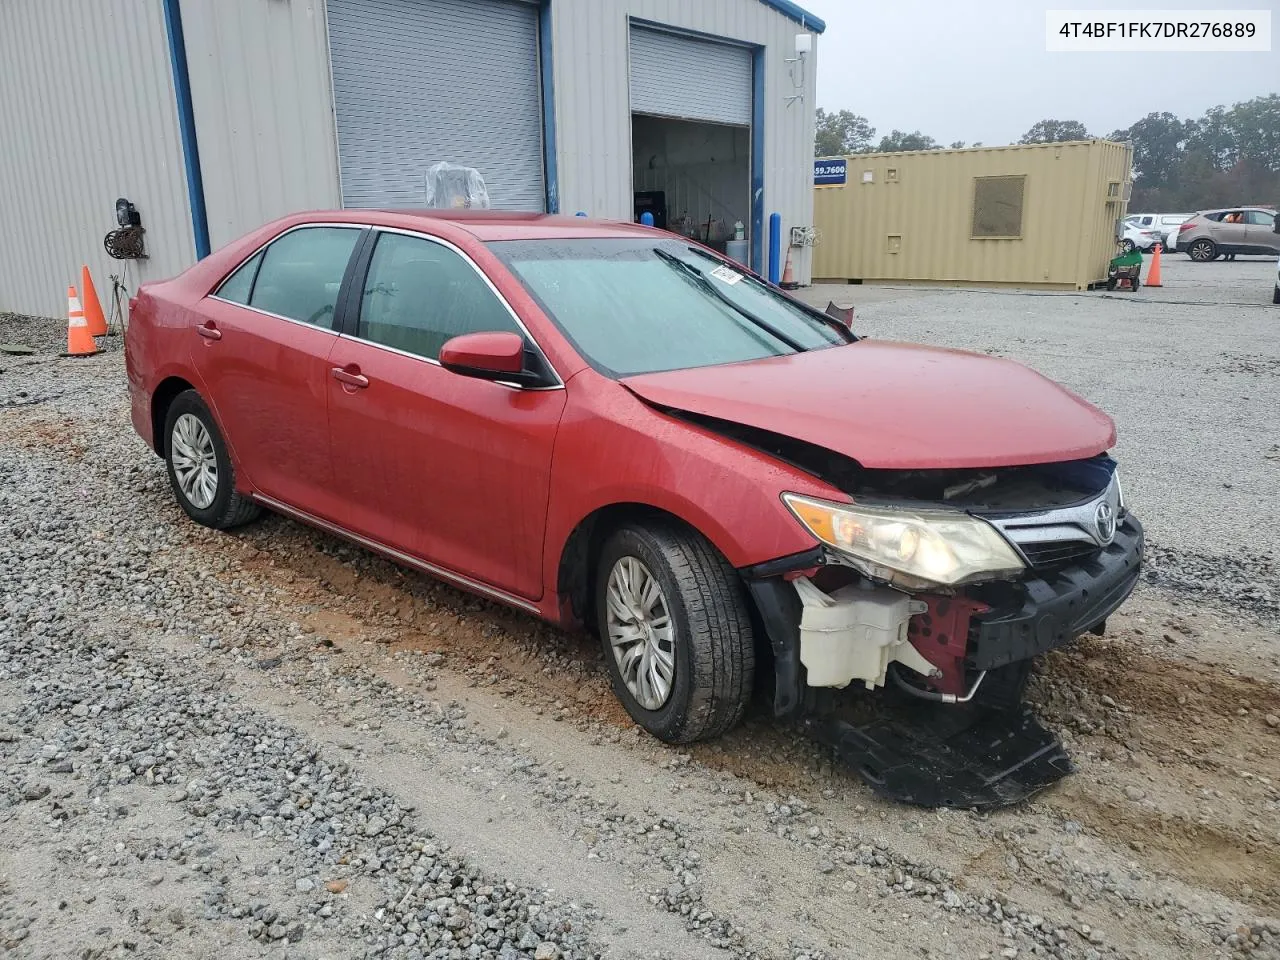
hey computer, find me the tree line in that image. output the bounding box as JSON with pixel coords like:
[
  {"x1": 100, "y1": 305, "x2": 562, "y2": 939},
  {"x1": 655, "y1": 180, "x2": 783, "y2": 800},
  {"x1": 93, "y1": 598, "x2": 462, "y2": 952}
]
[{"x1": 815, "y1": 94, "x2": 1280, "y2": 212}]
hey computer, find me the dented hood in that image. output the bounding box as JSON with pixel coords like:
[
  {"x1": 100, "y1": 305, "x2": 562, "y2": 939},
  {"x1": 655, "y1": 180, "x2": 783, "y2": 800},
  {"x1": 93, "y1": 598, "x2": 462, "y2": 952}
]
[{"x1": 622, "y1": 341, "x2": 1116, "y2": 470}]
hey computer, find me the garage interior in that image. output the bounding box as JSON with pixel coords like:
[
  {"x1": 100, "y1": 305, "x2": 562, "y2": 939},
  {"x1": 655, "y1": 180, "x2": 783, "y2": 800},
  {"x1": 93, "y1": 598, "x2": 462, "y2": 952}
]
[
  {"x1": 629, "y1": 25, "x2": 754, "y2": 259},
  {"x1": 632, "y1": 115, "x2": 750, "y2": 255}
]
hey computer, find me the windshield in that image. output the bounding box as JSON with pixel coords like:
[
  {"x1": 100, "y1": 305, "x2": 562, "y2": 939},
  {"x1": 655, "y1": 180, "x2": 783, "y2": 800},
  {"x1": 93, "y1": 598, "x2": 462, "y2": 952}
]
[{"x1": 487, "y1": 238, "x2": 849, "y2": 377}]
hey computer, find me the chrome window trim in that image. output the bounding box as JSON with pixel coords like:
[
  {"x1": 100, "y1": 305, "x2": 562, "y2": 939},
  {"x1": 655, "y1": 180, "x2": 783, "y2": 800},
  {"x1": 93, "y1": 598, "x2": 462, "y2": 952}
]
[
  {"x1": 361, "y1": 226, "x2": 564, "y2": 389},
  {"x1": 252, "y1": 493, "x2": 540, "y2": 614},
  {"x1": 206, "y1": 220, "x2": 565, "y2": 390},
  {"x1": 207, "y1": 296, "x2": 346, "y2": 334}
]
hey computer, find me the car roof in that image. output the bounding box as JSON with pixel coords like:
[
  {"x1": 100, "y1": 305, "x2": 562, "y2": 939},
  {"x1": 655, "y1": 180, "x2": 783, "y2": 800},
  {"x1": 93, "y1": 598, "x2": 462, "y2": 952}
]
[
  {"x1": 1197, "y1": 206, "x2": 1277, "y2": 214},
  {"x1": 315, "y1": 209, "x2": 660, "y2": 241}
]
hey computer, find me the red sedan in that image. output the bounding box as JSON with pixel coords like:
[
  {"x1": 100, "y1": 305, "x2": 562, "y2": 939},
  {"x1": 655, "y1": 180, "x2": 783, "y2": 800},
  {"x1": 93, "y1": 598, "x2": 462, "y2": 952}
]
[{"x1": 126, "y1": 211, "x2": 1141, "y2": 803}]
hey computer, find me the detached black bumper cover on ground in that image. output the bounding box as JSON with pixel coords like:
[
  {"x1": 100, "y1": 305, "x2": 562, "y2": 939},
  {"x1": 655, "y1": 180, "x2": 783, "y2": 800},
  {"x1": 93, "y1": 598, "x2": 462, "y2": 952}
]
[
  {"x1": 802, "y1": 703, "x2": 1073, "y2": 810},
  {"x1": 765, "y1": 517, "x2": 1144, "y2": 810}
]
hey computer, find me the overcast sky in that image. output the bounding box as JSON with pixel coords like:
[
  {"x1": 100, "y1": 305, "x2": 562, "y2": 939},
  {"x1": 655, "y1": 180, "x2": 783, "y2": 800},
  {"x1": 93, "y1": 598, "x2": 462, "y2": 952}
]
[{"x1": 806, "y1": 0, "x2": 1279, "y2": 146}]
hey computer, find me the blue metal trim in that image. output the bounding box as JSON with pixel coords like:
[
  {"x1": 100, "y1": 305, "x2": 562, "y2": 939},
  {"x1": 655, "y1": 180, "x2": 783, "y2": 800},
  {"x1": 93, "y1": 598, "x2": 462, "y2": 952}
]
[
  {"x1": 757, "y1": 0, "x2": 826, "y2": 33},
  {"x1": 750, "y1": 47, "x2": 765, "y2": 274},
  {"x1": 768, "y1": 213, "x2": 782, "y2": 285},
  {"x1": 160, "y1": 0, "x2": 210, "y2": 259},
  {"x1": 539, "y1": 0, "x2": 559, "y2": 214}
]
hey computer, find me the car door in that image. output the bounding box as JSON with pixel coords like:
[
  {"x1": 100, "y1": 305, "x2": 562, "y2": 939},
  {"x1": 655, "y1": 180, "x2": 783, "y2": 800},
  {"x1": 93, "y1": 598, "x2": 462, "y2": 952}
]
[
  {"x1": 1213, "y1": 211, "x2": 1249, "y2": 249},
  {"x1": 1244, "y1": 210, "x2": 1278, "y2": 253},
  {"x1": 195, "y1": 224, "x2": 364, "y2": 518},
  {"x1": 326, "y1": 229, "x2": 567, "y2": 600}
]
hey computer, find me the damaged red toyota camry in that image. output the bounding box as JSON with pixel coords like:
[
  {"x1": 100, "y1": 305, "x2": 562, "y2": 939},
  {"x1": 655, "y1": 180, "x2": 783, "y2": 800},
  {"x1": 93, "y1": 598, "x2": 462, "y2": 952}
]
[{"x1": 126, "y1": 211, "x2": 1142, "y2": 807}]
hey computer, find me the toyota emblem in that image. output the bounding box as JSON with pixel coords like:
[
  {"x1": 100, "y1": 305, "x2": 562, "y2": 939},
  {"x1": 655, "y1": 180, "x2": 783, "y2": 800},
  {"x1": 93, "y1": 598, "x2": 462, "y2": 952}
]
[{"x1": 1094, "y1": 501, "x2": 1117, "y2": 544}]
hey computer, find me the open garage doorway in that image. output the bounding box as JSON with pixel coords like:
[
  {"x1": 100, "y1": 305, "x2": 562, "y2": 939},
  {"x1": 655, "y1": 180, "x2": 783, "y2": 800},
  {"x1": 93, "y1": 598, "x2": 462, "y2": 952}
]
[
  {"x1": 629, "y1": 24, "x2": 756, "y2": 266},
  {"x1": 632, "y1": 115, "x2": 751, "y2": 261}
]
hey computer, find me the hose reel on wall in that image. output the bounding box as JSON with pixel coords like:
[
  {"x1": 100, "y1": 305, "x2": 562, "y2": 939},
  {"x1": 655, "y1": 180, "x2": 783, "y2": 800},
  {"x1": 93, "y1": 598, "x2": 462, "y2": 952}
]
[{"x1": 104, "y1": 198, "x2": 146, "y2": 260}]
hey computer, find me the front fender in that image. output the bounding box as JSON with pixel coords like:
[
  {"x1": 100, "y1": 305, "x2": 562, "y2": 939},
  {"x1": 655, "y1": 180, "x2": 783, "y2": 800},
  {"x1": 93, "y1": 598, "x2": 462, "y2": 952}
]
[{"x1": 539, "y1": 377, "x2": 845, "y2": 617}]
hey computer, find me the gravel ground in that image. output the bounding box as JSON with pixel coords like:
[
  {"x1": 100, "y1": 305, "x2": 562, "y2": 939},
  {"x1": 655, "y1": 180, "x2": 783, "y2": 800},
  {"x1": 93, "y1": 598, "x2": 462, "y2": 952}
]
[
  {"x1": 1, "y1": 282, "x2": 1278, "y2": 960},
  {"x1": 804, "y1": 255, "x2": 1280, "y2": 624}
]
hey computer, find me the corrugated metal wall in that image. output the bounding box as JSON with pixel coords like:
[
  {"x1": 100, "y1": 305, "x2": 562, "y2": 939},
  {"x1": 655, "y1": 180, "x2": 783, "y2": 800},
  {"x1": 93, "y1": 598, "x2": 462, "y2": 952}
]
[
  {"x1": 550, "y1": 0, "x2": 818, "y2": 282},
  {"x1": 813, "y1": 141, "x2": 1134, "y2": 291},
  {"x1": 179, "y1": 0, "x2": 342, "y2": 254},
  {"x1": 0, "y1": 0, "x2": 193, "y2": 319}
]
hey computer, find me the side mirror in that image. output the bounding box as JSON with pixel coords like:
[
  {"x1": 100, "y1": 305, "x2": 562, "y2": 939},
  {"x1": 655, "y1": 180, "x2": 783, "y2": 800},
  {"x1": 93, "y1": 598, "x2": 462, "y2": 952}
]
[{"x1": 439, "y1": 331, "x2": 537, "y2": 385}]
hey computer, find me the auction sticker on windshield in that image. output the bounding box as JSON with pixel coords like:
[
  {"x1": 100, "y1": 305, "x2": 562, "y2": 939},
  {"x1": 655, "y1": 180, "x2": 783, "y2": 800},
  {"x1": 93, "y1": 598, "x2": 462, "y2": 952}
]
[{"x1": 710, "y1": 264, "x2": 744, "y2": 285}]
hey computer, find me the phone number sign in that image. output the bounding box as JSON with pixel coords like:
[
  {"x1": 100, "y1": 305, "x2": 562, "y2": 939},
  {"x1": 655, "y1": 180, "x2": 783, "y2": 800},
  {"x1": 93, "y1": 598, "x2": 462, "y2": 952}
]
[{"x1": 814, "y1": 158, "x2": 847, "y2": 187}]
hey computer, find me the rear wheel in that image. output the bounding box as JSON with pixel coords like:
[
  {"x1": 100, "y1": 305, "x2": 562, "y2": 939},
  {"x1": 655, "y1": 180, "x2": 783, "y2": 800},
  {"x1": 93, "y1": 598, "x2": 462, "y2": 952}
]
[
  {"x1": 163, "y1": 390, "x2": 261, "y2": 530},
  {"x1": 595, "y1": 523, "x2": 754, "y2": 743},
  {"x1": 1188, "y1": 238, "x2": 1217, "y2": 262}
]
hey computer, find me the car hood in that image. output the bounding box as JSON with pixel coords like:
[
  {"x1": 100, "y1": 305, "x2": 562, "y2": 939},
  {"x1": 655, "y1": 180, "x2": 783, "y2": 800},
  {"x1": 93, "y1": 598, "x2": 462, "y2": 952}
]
[{"x1": 621, "y1": 341, "x2": 1116, "y2": 470}]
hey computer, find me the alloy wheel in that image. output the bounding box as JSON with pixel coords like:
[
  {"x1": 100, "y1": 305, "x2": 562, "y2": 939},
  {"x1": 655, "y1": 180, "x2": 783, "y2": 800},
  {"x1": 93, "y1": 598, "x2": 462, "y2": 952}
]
[
  {"x1": 170, "y1": 413, "x2": 218, "y2": 509},
  {"x1": 605, "y1": 556, "x2": 676, "y2": 710}
]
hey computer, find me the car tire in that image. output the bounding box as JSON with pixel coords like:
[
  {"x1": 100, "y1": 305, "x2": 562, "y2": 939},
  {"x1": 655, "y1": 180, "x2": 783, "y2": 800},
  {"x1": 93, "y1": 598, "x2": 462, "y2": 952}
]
[
  {"x1": 1188, "y1": 238, "x2": 1217, "y2": 262},
  {"x1": 594, "y1": 522, "x2": 754, "y2": 744},
  {"x1": 1119, "y1": 239, "x2": 1135, "y2": 254},
  {"x1": 163, "y1": 389, "x2": 261, "y2": 530},
  {"x1": 1273, "y1": 283, "x2": 1280, "y2": 305}
]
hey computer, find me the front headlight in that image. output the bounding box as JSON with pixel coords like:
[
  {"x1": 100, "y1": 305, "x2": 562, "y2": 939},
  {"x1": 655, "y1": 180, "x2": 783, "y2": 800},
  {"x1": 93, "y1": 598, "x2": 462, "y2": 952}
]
[{"x1": 782, "y1": 493, "x2": 1026, "y2": 589}]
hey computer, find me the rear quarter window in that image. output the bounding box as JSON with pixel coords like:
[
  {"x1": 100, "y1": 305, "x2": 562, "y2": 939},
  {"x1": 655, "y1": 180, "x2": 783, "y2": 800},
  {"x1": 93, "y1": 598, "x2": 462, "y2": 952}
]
[{"x1": 214, "y1": 250, "x2": 263, "y2": 304}]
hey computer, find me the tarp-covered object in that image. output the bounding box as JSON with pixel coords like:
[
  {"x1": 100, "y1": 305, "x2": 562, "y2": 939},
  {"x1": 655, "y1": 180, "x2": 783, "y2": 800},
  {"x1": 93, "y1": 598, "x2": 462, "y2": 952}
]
[{"x1": 424, "y1": 162, "x2": 490, "y2": 209}]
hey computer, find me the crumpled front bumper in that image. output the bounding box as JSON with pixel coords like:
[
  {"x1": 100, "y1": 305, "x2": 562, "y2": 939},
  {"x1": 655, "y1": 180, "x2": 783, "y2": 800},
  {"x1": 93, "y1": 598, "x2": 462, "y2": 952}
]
[
  {"x1": 741, "y1": 514, "x2": 1144, "y2": 717},
  {"x1": 969, "y1": 514, "x2": 1144, "y2": 670}
]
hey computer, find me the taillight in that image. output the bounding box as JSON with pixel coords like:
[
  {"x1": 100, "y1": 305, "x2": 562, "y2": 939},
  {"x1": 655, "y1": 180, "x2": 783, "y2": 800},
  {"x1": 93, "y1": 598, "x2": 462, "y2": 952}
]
[{"x1": 1178, "y1": 222, "x2": 1195, "y2": 233}]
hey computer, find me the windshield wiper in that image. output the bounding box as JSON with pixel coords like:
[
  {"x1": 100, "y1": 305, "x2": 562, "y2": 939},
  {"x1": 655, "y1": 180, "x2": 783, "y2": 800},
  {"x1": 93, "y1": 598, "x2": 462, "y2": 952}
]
[
  {"x1": 682, "y1": 246, "x2": 855, "y2": 341},
  {"x1": 652, "y1": 248, "x2": 806, "y2": 352}
]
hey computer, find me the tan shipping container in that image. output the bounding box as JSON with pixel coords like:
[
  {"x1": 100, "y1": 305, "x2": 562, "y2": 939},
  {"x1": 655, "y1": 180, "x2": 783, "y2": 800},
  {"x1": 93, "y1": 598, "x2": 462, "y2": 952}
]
[{"x1": 813, "y1": 140, "x2": 1133, "y2": 291}]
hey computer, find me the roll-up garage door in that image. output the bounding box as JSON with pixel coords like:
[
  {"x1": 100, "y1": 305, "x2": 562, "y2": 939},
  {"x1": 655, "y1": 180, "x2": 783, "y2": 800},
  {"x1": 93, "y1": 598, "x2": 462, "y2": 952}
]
[
  {"x1": 629, "y1": 26, "x2": 752, "y2": 127},
  {"x1": 326, "y1": 0, "x2": 545, "y2": 210}
]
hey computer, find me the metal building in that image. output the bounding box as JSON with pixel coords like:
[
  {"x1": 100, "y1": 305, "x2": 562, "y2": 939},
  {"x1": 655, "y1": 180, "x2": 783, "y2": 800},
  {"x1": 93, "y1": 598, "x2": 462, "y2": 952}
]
[
  {"x1": 0, "y1": 0, "x2": 823, "y2": 319},
  {"x1": 813, "y1": 141, "x2": 1134, "y2": 291}
]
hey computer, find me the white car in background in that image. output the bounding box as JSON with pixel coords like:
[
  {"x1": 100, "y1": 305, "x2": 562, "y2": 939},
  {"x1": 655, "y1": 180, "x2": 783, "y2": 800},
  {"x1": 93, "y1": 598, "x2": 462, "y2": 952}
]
[
  {"x1": 1125, "y1": 213, "x2": 1191, "y2": 251},
  {"x1": 1119, "y1": 220, "x2": 1161, "y2": 253}
]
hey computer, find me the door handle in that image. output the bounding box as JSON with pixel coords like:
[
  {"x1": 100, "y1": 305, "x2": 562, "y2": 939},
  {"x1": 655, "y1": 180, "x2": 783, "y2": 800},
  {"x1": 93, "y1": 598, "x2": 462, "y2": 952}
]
[
  {"x1": 331, "y1": 366, "x2": 369, "y2": 389},
  {"x1": 196, "y1": 322, "x2": 222, "y2": 340}
]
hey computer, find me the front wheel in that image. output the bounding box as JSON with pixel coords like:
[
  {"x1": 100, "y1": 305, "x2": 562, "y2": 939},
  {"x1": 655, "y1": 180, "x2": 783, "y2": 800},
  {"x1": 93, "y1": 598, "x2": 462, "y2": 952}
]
[
  {"x1": 595, "y1": 523, "x2": 754, "y2": 743},
  {"x1": 163, "y1": 390, "x2": 261, "y2": 529},
  {"x1": 1188, "y1": 238, "x2": 1217, "y2": 262}
]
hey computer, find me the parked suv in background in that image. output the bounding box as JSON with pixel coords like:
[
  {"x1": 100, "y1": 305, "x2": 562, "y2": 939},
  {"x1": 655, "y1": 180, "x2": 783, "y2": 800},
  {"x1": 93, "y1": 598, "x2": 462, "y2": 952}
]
[{"x1": 1176, "y1": 207, "x2": 1279, "y2": 262}]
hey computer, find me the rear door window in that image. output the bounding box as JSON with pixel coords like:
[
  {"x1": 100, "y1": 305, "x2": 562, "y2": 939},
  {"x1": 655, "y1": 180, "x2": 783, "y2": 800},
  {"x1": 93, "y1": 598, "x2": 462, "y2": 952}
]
[{"x1": 249, "y1": 227, "x2": 361, "y2": 327}]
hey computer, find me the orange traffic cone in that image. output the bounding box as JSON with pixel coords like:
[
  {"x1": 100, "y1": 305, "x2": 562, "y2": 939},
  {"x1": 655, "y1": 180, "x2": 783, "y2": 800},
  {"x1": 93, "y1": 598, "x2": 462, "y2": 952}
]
[
  {"x1": 780, "y1": 249, "x2": 798, "y2": 289},
  {"x1": 65, "y1": 285, "x2": 100, "y2": 356},
  {"x1": 1146, "y1": 242, "x2": 1163, "y2": 288},
  {"x1": 80, "y1": 265, "x2": 109, "y2": 336}
]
